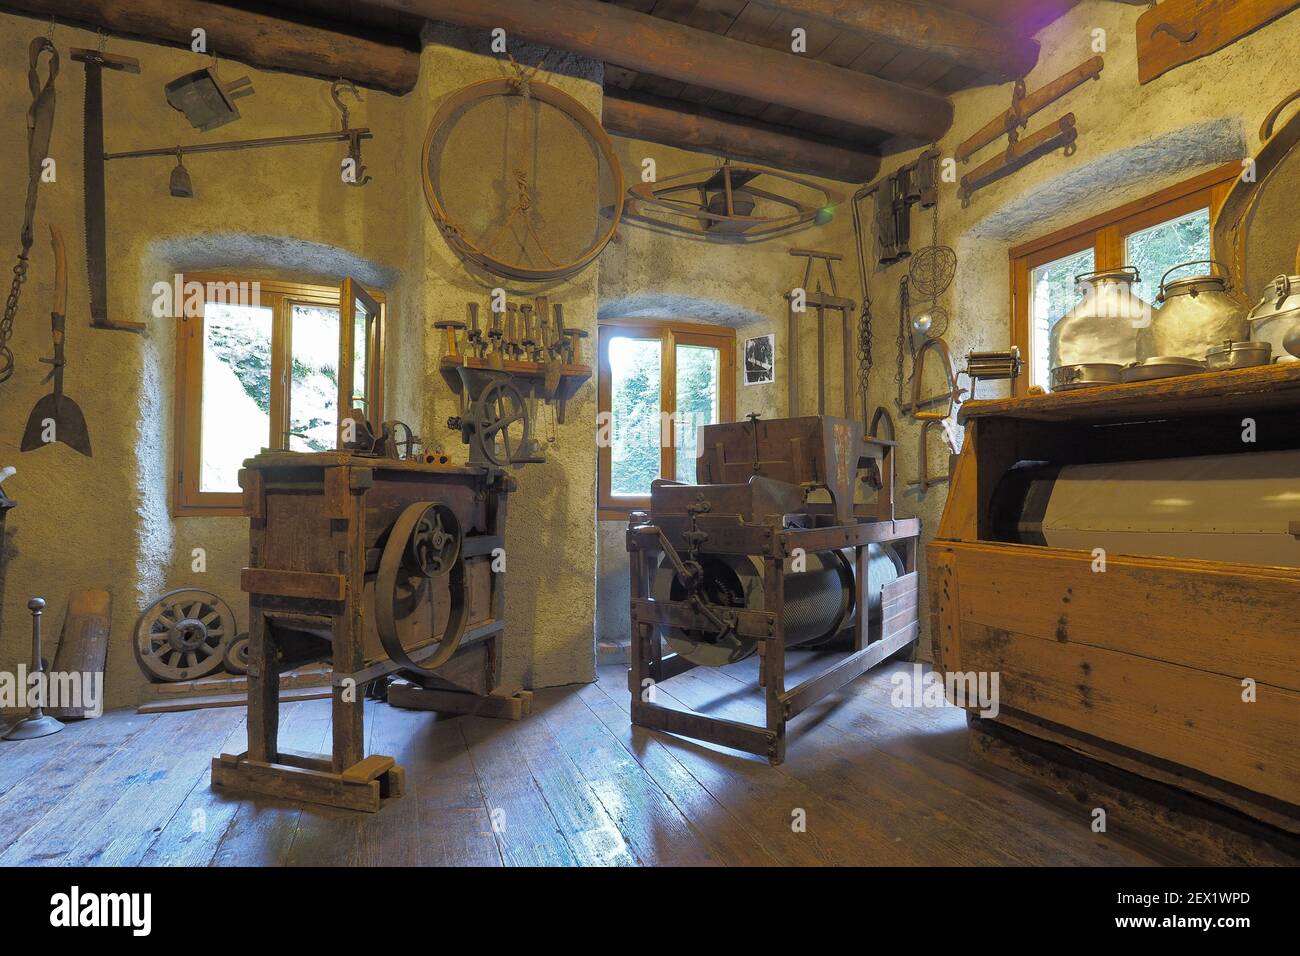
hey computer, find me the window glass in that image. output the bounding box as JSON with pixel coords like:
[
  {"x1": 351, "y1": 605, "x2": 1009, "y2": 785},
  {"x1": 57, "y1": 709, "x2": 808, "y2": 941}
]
[
  {"x1": 1030, "y1": 247, "x2": 1095, "y2": 388},
  {"x1": 352, "y1": 300, "x2": 370, "y2": 413},
  {"x1": 200, "y1": 302, "x2": 273, "y2": 492},
  {"x1": 609, "y1": 337, "x2": 662, "y2": 496},
  {"x1": 674, "y1": 344, "x2": 720, "y2": 483},
  {"x1": 1124, "y1": 207, "x2": 1212, "y2": 307},
  {"x1": 289, "y1": 303, "x2": 341, "y2": 452}
]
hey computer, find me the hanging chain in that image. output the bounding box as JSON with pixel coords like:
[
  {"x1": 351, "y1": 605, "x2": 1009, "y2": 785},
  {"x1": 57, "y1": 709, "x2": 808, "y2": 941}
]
[
  {"x1": 0, "y1": 250, "x2": 28, "y2": 383},
  {"x1": 927, "y1": 190, "x2": 941, "y2": 315},
  {"x1": 851, "y1": 194, "x2": 874, "y2": 412},
  {"x1": 895, "y1": 276, "x2": 909, "y2": 406}
]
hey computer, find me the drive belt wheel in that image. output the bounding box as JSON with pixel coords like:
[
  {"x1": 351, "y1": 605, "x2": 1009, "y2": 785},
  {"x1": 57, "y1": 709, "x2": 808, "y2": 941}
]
[{"x1": 376, "y1": 501, "x2": 468, "y2": 678}]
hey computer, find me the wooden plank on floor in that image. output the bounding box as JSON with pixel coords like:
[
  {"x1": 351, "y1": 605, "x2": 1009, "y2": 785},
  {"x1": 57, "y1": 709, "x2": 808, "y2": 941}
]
[
  {"x1": 532, "y1": 686, "x2": 717, "y2": 866},
  {"x1": 0, "y1": 710, "x2": 212, "y2": 866},
  {"x1": 62, "y1": 706, "x2": 248, "y2": 867},
  {"x1": 458, "y1": 706, "x2": 581, "y2": 866},
  {"x1": 137, "y1": 710, "x2": 256, "y2": 866},
  {"x1": 0, "y1": 711, "x2": 159, "y2": 860},
  {"x1": 280, "y1": 699, "x2": 379, "y2": 866},
  {"x1": 575, "y1": 682, "x2": 780, "y2": 866},
  {"x1": 723, "y1": 655, "x2": 1178, "y2": 865},
  {"x1": 354, "y1": 701, "x2": 501, "y2": 867},
  {"x1": 209, "y1": 698, "x2": 334, "y2": 866},
  {"x1": 594, "y1": 666, "x2": 912, "y2": 865},
  {"x1": 491, "y1": 699, "x2": 636, "y2": 866}
]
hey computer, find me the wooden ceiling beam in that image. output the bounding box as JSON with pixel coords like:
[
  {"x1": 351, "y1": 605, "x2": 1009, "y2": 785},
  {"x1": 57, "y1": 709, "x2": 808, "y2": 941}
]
[
  {"x1": 745, "y1": 0, "x2": 1039, "y2": 81},
  {"x1": 602, "y1": 89, "x2": 880, "y2": 184},
  {"x1": 365, "y1": 0, "x2": 955, "y2": 142},
  {"x1": 3, "y1": 0, "x2": 419, "y2": 94}
]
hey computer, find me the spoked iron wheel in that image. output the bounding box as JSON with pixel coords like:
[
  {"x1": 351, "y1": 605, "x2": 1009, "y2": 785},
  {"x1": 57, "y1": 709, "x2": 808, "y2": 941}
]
[
  {"x1": 135, "y1": 588, "x2": 236, "y2": 681},
  {"x1": 474, "y1": 379, "x2": 530, "y2": 468}
]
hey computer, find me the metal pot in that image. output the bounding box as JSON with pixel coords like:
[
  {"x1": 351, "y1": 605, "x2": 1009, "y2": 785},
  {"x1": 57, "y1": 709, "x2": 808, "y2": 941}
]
[
  {"x1": 1151, "y1": 260, "x2": 1248, "y2": 359},
  {"x1": 1119, "y1": 356, "x2": 1205, "y2": 383},
  {"x1": 1247, "y1": 268, "x2": 1300, "y2": 358},
  {"x1": 1049, "y1": 268, "x2": 1149, "y2": 385},
  {"x1": 1049, "y1": 363, "x2": 1123, "y2": 390},
  {"x1": 1285, "y1": 324, "x2": 1300, "y2": 358},
  {"x1": 1204, "y1": 339, "x2": 1272, "y2": 371}
]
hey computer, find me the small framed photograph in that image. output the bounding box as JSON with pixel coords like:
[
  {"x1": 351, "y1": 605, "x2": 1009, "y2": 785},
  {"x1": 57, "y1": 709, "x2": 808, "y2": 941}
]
[{"x1": 744, "y1": 334, "x2": 775, "y2": 386}]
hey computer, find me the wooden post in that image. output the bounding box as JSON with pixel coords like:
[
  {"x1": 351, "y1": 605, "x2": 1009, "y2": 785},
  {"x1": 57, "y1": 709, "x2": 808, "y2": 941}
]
[
  {"x1": 245, "y1": 605, "x2": 278, "y2": 762},
  {"x1": 764, "y1": 553, "x2": 787, "y2": 765},
  {"x1": 331, "y1": 464, "x2": 366, "y2": 772}
]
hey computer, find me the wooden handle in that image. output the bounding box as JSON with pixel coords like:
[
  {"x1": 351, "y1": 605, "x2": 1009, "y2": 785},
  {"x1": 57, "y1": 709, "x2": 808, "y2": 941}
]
[{"x1": 49, "y1": 225, "x2": 66, "y2": 316}]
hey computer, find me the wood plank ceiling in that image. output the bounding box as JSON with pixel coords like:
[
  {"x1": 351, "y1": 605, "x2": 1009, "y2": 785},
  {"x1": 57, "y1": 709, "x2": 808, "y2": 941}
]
[
  {"x1": 5, "y1": 0, "x2": 1090, "y2": 180},
  {"x1": 603, "y1": 0, "x2": 998, "y2": 152}
]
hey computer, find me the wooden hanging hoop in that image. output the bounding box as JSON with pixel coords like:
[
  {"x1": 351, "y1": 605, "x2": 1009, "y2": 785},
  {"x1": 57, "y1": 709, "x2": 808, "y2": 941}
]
[{"x1": 421, "y1": 77, "x2": 625, "y2": 282}]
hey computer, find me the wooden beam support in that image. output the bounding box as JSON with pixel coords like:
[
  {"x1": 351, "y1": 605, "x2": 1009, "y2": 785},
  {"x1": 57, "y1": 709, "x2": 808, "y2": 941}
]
[
  {"x1": 369, "y1": 0, "x2": 954, "y2": 141},
  {"x1": 601, "y1": 90, "x2": 879, "y2": 183},
  {"x1": 4, "y1": 0, "x2": 419, "y2": 94},
  {"x1": 746, "y1": 0, "x2": 1039, "y2": 81}
]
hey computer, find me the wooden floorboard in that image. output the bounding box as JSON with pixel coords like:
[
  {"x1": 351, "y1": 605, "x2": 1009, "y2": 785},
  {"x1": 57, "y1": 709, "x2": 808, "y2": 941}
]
[{"x1": 0, "y1": 658, "x2": 1271, "y2": 866}]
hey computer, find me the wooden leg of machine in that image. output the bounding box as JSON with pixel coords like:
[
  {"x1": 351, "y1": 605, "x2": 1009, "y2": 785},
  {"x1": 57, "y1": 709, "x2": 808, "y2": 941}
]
[
  {"x1": 213, "y1": 551, "x2": 403, "y2": 812},
  {"x1": 763, "y1": 555, "x2": 787, "y2": 766},
  {"x1": 245, "y1": 605, "x2": 278, "y2": 762}
]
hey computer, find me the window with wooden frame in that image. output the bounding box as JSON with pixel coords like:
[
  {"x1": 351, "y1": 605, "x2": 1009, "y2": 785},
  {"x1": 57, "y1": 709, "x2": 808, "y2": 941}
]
[
  {"x1": 597, "y1": 319, "x2": 736, "y2": 518},
  {"x1": 173, "y1": 274, "x2": 386, "y2": 516},
  {"x1": 1010, "y1": 163, "x2": 1239, "y2": 394}
]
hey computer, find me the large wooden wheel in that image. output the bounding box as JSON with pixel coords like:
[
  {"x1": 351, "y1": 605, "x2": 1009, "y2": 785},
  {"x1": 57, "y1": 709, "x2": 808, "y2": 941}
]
[{"x1": 422, "y1": 75, "x2": 625, "y2": 282}]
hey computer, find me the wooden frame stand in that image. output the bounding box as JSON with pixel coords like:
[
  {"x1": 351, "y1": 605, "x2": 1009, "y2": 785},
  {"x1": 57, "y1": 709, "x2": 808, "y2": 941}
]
[
  {"x1": 628, "y1": 517, "x2": 919, "y2": 764},
  {"x1": 212, "y1": 452, "x2": 513, "y2": 813},
  {"x1": 627, "y1": 416, "x2": 920, "y2": 764}
]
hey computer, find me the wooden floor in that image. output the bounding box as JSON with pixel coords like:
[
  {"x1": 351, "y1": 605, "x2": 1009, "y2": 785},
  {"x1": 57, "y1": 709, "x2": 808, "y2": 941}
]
[{"x1": 0, "y1": 655, "x2": 1232, "y2": 866}]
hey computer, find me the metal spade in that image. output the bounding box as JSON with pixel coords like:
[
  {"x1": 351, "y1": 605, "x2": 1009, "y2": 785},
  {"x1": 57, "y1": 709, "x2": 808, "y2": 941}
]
[{"x1": 21, "y1": 226, "x2": 91, "y2": 457}]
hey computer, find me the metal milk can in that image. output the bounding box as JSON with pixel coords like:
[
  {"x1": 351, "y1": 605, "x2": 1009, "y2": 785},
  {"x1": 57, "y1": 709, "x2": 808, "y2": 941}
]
[
  {"x1": 1049, "y1": 268, "x2": 1151, "y2": 385},
  {"x1": 1246, "y1": 260, "x2": 1300, "y2": 360},
  {"x1": 1150, "y1": 261, "x2": 1249, "y2": 360}
]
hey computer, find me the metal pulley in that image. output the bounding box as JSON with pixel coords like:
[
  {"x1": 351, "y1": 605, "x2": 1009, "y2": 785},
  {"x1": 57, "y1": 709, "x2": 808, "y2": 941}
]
[
  {"x1": 652, "y1": 545, "x2": 903, "y2": 667},
  {"x1": 449, "y1": 365, "x2": 544, "y2": 469},
  {"x1": 374, "y1": 501, "x2": 468, "y2": 678}
]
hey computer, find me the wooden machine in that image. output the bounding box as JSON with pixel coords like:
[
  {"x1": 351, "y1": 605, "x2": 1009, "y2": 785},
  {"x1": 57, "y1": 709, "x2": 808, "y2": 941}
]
[
  {"x1": 627, "y1": 414, "x2": 920, "y2": 764},
  {"x1": 211, "y1": 281, "x2": 576, "y2": 812},
  {"x1": 930, "y1": 365, "x2": 1300, "y2": 833}
]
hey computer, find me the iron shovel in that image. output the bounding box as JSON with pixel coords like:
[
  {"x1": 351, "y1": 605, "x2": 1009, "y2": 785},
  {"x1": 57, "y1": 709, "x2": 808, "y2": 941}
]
[{"x1": 21, "y1": 226, "x2": 91, "y2": 457}]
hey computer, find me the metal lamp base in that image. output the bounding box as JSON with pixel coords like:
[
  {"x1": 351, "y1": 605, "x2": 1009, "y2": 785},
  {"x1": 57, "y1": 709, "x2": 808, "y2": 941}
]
[{"x1": 4, "y1": 713, "x2": 65, "y2": 740}]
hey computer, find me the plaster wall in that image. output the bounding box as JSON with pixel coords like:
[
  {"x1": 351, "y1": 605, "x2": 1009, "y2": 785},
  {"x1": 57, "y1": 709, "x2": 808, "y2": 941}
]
[
  {"x1": 0, "y1": 13, "x2": 603, "y2": 709},
  {"x1": 859, "y1": 0, "x2": 1300, "y2": 656},
  {"x1": 595, "y1": 136, "x2": 857, "y2": 653}
]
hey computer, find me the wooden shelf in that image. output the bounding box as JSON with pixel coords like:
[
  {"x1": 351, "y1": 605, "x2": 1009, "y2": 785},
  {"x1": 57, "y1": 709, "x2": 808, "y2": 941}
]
[
  {"x1": 960, "y1": 363, "x2": 1300, "y2": 424},
  {"x1": 439, "y1": 355, "x2": 592, "y2": 406}
]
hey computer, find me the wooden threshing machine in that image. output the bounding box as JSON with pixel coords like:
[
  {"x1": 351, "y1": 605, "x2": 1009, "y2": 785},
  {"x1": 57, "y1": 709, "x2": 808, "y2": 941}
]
[
  {"x1": 211, "y1": 280, "x2": 571, "y2": 812},
  {"x1": 627, "y1": 415, "x2": 920, "y2": 763}
]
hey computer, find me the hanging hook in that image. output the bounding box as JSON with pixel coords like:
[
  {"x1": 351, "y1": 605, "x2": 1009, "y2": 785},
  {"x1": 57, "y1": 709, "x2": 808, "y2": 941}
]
[{"x1": 331, "y1": 78, "x2": 361, "y2": 131}]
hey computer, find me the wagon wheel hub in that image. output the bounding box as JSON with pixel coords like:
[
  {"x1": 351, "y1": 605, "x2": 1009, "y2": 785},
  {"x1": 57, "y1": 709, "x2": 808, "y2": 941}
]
[{"x1": 167, "y1": 617, "x2": 211, "y2": 652}]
